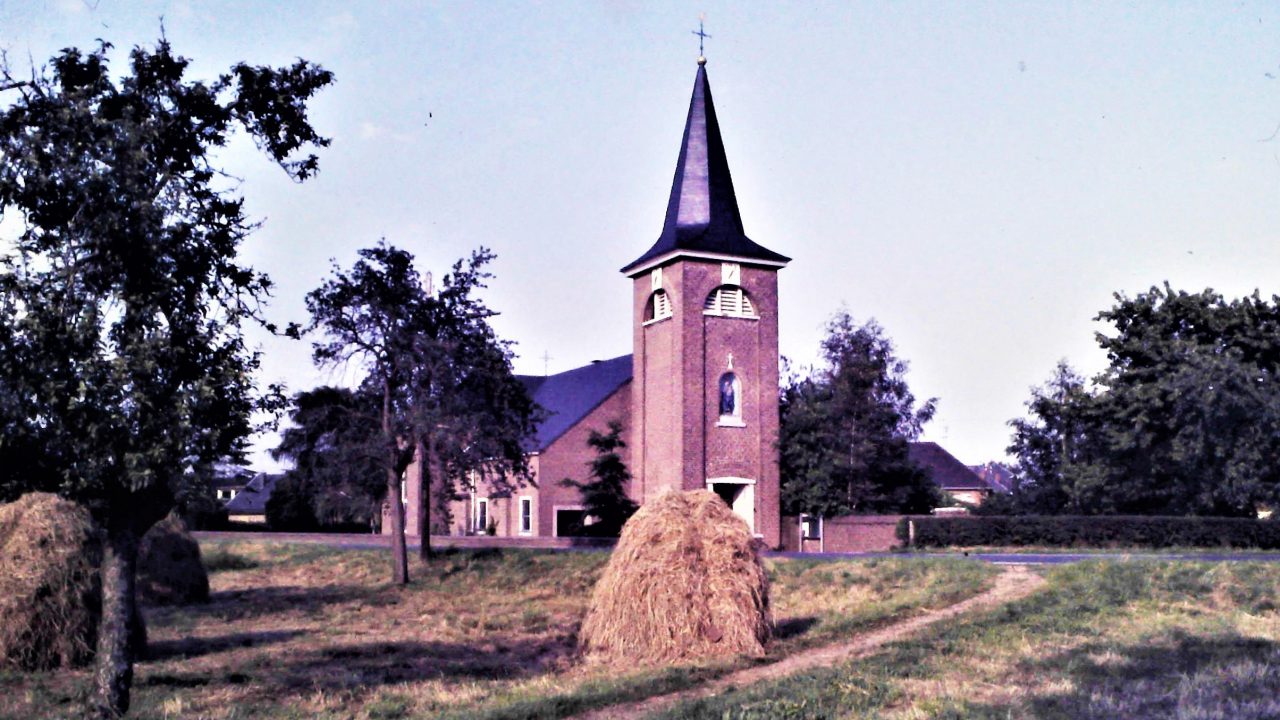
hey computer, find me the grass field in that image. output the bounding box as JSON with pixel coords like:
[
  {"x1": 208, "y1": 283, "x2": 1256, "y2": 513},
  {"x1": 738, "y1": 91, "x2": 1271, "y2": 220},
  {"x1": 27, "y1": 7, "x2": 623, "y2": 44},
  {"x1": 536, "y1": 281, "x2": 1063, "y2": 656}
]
[
  {"x1": 0, "y1": 541, "x2": 996, "y2": 720},
  {"x1": 656, "y1": 560, "x2": 1280, "y2": 719}
]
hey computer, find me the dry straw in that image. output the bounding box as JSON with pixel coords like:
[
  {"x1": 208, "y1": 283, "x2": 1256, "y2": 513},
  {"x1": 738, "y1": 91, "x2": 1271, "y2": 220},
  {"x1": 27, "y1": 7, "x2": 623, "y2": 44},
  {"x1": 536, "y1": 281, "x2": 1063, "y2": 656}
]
[
  {"x1": 139, "y1": 511, "x2": 209, "y2": 606},
  {"x1": 579, "y1": 489, "x2": 771, "y2": 666},
  {"x1": 0, "y1": 492, "x2": 102, "y2": 670}
]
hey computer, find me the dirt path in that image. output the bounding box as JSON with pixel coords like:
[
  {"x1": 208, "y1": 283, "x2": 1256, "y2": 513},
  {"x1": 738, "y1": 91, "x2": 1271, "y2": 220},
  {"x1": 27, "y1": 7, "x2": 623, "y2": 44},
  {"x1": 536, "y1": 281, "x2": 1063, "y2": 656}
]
[{"x1": 572, "y1": 564, "x2": 1046, "y2": 720}]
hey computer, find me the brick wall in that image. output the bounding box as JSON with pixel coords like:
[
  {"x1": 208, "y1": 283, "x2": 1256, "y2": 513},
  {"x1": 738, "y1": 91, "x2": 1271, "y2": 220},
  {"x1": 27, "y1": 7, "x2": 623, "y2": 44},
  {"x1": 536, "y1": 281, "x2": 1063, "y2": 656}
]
[{"x1": 780, "y1": 515, "x2": 905, "y2": 553}]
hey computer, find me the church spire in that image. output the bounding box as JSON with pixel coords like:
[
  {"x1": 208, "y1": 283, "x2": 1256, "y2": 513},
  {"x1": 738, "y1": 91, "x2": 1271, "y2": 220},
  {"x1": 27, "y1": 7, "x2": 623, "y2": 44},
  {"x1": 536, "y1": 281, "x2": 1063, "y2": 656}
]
[{"x1": 622, "y1": 60, "x2": 790, "y2": 276}]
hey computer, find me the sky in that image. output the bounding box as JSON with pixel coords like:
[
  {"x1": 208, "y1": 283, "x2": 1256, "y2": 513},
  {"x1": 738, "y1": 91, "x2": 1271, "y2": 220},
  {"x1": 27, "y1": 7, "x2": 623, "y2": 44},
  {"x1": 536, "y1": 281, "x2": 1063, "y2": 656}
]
[{"x1": 3, "y1": 0, "x2": 1280, "y2": 469}]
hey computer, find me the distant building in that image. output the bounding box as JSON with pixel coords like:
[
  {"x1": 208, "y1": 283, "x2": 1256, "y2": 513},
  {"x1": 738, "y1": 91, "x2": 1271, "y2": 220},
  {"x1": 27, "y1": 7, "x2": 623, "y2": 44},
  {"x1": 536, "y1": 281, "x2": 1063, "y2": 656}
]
[
  {"x1": 223, "y1": 472, "x2": 282, "y2": 525},
  {"x1": 909, "y1": 441, "x2": 993, "y2": 508}
]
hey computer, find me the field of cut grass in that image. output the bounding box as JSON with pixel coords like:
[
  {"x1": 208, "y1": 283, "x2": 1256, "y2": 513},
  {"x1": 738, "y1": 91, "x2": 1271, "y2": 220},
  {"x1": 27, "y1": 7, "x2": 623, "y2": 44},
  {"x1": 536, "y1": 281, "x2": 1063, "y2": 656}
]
[
  {"x1": 656, "y1": 560, "x2": 1280, "y2": 719},
  {"x1": 0, "y1": 541, "x2": 996, "y2": 720}
]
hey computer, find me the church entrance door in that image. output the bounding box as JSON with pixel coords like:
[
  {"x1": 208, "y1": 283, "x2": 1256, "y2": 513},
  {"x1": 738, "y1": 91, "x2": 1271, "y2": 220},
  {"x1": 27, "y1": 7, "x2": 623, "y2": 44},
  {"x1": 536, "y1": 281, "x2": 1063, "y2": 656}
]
[{"x1": 707, "y1": 478, "x2": 755, "y2": 532}]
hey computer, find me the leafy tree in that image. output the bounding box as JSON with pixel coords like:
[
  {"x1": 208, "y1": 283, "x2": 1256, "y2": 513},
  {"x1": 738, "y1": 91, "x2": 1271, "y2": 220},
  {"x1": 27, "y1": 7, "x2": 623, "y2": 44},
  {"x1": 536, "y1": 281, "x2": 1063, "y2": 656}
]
[
  {"x1": 403, "y1": 250, "x2": 539, "y2": 557},
  {"x1": 1007, "y1": 286, "x2": 1280, "y2": 516},
  {"x1": 270, "y1": 386, "x2": 384, "y2": 529},
  {"x1": 306, "y1": 243, "x2": 422, "y2": 583},
  {"x1": 780, "y1": 312, "x2": 940, "y2": 517},
  {"x1": 264, "y1": 473, "x2": 320, "y2": 531},
  {"x1": 1091, "y1": 286, "x2": 1280, "y2": 516},
  {"x1": 561, "y1": 420, "x2": 638, "y2": 537},
  {"x1": 1004, "y1": 362, "x2": 1101, "y2": 514},
  {"x1": 305, "y1": 244, "x2": 539, "y2": 571},
  {"x1": 0, "y1": 39, "x2": 329, "y2": 717}
]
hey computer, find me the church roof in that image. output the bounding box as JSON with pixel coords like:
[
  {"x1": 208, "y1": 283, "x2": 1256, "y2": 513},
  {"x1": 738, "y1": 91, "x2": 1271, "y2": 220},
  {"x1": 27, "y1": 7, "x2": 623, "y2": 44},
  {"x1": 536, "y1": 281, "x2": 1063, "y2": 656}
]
[
  {"x1": 622, "y1": 61, "x2": 790, "y2": 276},
  {"x1": 519, "y1": 354, "x2": 632, "y2": 451}
]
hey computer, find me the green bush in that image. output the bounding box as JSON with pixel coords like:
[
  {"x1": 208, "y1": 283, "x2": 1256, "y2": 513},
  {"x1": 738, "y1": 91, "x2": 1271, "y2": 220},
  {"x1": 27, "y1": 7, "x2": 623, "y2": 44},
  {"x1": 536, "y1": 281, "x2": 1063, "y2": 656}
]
[{"x1": 897, "y1": 515, "x2": 1280, "y2": 549}]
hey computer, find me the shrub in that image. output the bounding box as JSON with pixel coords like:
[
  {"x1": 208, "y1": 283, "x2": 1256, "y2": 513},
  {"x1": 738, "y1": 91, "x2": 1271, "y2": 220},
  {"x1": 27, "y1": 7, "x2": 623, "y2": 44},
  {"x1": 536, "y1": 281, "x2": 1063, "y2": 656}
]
[{"x1": 898, "y1": 514, "x2": 1280, "y2": 549}]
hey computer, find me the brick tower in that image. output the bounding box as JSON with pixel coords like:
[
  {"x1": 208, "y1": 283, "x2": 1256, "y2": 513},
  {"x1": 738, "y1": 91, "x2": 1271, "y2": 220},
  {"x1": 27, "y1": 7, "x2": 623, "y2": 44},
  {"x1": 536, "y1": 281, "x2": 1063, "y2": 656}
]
[{"x1": 622, "y1": 57, "x2": 790, "y2": 548}]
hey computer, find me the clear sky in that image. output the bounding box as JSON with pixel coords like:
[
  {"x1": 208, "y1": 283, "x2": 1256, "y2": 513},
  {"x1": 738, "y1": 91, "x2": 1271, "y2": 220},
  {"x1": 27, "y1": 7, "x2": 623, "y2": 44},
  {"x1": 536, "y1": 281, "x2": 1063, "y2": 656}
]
[{"x1": 4, "y1": 1, "x2": 1280, "y2": 469}]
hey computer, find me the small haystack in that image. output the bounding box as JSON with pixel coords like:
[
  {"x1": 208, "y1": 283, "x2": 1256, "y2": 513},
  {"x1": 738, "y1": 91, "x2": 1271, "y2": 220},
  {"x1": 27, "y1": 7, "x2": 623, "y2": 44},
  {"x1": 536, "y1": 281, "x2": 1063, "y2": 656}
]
[
  {"x1": 138, "y1": 511, "x2": 209, "y2": 606},
  {"x1": 0, "y1": 492, "x2": 102, "y2": 670},
  {"x1": 578, "y1": 490, "x2": 771, "y2": 666}
]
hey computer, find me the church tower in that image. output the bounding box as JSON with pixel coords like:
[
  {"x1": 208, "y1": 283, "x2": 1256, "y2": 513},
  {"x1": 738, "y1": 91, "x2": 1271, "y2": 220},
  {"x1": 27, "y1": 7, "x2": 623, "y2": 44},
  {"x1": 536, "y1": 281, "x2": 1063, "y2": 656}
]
[{"x1": 622, "y1": 57, "x2": 790, "y2": 548}]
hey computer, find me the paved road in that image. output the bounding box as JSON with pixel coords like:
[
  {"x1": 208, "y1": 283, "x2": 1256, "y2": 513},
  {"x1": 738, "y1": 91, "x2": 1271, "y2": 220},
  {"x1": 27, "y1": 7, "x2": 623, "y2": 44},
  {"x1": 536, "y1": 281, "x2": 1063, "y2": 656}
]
[{"x1": 194, "y1": 531, "x2": 1280, "y2": 565}]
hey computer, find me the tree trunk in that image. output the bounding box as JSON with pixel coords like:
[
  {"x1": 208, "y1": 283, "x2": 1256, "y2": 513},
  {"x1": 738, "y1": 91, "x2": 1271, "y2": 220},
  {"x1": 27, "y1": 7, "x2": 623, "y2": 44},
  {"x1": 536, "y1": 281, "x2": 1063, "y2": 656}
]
[
  {"x1": 384, "y1": 380, "x2": 409, "y2": 585},
  {"x1": 416, "y1": 435, "x2": 431, "y2": 560},
  {"x1": 92, "y1": 524, "x2": 140, "y2": 719}
]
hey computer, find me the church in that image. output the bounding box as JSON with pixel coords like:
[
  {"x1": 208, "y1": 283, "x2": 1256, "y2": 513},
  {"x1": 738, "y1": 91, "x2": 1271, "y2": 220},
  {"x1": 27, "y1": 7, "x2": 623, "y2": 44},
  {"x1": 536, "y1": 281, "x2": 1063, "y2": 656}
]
[{"x1": 395, "y1": 56, "x2": 790, "y2": 549}]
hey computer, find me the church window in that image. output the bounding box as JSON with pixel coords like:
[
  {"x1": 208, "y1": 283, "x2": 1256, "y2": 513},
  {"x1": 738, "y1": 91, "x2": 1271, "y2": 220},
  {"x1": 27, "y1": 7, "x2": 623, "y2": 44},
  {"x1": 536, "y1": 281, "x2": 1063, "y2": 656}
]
[
  {"x1": 645, "y1": 289, "x2": 673, "y2": 323},
  {"x1": 704, "y1": 285, "x2": 756, "y2": 318},
  {"x1": 718, "y1": 372, "x2": 742, "y2": 423},
  {"x1": 475, "y1": 498, "x2": 489, "y2": 535}
]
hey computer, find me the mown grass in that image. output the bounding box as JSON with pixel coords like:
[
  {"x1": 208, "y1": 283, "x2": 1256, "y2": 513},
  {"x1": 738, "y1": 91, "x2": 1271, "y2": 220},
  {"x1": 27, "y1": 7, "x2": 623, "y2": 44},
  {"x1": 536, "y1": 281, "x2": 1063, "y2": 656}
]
[
  {"x1": 655, "y1": 560, "x2": 1280, "y2": 719},
  {"x1": 0, "y1": 541, "x2": 995, "y2": 720}
]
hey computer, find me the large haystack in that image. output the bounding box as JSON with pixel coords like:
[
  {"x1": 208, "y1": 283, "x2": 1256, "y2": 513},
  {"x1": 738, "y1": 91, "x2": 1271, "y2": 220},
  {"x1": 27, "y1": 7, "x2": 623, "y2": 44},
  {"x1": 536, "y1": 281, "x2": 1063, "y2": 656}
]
[
  {"x1": 579, "y1": 490, "x2": 771, "y2": 666},
  {"x1": 138, "y1": 511, "x2": 209, "y2": 606},
  {"x1": 0, "y1": 492, "x2": 102, "y2": 670}
]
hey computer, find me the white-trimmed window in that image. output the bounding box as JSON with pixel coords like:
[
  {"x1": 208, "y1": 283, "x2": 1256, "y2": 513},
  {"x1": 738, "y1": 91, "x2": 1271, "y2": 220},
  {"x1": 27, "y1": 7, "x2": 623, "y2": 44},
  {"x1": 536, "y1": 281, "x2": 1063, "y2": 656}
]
[
  {"x1": 475, "y1": 498, "x2": 489, "y2": 534},
  {"x1": 703, "y1": 285, "x2": 756, "y2": 318},
  {"x1": 645, "y1": 289, "x2": 673, "y2": 323},
  {"x1": 519, "y1": 497, "x2": 533, "y2": 535}
]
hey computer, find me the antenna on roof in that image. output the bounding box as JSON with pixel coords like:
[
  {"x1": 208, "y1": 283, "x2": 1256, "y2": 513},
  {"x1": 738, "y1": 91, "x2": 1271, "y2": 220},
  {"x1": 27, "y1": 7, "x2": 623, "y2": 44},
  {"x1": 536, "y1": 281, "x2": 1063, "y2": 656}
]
[
  {"x1": 692, "y1": 13, "x2": 710, "y2": 62},
  {"x1": 541, "y1": 350, "x2": 553, "y2": 377}
]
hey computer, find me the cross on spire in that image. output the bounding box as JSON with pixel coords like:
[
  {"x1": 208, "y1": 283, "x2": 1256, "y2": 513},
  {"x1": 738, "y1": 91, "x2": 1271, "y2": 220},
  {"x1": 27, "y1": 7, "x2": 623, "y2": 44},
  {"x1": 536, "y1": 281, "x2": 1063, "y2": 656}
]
[{"x1": 692, "y1": 15, "x2": 710, "y2": 58}]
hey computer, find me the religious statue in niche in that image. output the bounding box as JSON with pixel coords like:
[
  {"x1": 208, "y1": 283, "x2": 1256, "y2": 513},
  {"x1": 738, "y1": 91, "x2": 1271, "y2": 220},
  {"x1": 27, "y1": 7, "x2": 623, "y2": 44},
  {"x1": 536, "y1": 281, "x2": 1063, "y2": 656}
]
[{"x1": 719, "y1": 373, "x2": 737, "y2": 416}]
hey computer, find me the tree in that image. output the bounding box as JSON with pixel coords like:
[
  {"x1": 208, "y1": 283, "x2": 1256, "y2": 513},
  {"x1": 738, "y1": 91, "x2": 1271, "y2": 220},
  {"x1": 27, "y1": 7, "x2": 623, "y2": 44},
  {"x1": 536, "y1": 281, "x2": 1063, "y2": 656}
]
[
  {"x1": 1092, "y1": 286, "x2": 1280, "y2": 516},
  {"x1": 561, "y1": 420, "x2": 638, "y2": 537},
  {"x1": 0, "y1": 39, "x2": 330, "y2": 717},
  {"x1": 1004, "y1": 362, "x2": 1103, "y2": 514},
  {"x1": 780, "y1": 312, "x2": 940, "y2": 517},
  {"x1": 270, "y1": 386, "x2": 384, "y2": 530},
  {"x1": 403, "y1": 250, "x2": 539, "y2": 557},
  {"x1": 264, "y1": 473, "x2": 320, "y2": 531},
  {"x1": 304, "y1": 244, "x2": 539, "y2": 570},
  {"x1": 306, "y1": 243, "x2": 422, "y2": 584},
  {"x1": 1007, "y1": 286, "x2": 1280, "y2": 516}
]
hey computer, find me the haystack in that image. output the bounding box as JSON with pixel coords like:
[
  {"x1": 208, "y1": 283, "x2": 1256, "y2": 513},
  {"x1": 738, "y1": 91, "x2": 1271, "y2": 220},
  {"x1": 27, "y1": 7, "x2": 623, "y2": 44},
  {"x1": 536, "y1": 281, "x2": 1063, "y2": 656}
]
[
  {"x1": 0, "y1": 492, "x2": 102, "y2": 670},
  {"x1": 578, "y1": 490, "x2": 771, "y2": 666},
  {"x1": 138, "y1": 511, "x2": 209, "y2": 606}
]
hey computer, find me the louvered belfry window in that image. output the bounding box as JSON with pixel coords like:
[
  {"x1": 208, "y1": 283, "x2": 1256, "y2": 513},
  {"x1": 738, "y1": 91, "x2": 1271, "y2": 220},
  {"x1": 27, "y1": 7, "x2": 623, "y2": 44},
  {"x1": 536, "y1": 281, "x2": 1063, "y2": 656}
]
[
  {"x1": 704, "y1": 285, "x2": 756, "y2": 318},
  {"x1": 646, "y1": 289, "x2": 673, "y2": 322}
]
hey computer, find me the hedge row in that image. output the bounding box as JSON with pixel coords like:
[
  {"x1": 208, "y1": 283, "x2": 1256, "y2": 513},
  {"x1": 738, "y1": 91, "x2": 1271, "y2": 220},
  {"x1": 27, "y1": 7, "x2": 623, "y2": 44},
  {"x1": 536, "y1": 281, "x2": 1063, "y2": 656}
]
[{"x1": 897, "y1": 514, "x2": 1280, "y2": 549}]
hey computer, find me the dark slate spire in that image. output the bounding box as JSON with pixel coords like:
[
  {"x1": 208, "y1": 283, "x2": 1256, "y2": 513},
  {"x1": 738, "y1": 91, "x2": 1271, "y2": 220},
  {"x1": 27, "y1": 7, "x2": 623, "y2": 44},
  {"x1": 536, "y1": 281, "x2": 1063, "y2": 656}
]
[{"x1": 622, "y1": 60, "x2": 790, "y2": 276}]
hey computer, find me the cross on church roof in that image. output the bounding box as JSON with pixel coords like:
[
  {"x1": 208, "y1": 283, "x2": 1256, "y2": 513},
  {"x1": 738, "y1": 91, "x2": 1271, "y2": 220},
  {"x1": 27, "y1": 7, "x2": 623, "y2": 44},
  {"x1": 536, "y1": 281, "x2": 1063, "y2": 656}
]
[{"x1": 692, "y1": 15, "x2": 710, "y2": 59}]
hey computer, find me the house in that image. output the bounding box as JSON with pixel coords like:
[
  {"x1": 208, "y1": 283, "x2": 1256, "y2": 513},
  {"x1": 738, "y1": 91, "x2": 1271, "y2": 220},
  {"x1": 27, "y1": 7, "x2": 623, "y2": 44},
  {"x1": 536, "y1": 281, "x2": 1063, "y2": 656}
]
[
  {"x1": 909, "y1": 441, "x2": 992, "y2": 508},
  {"x1": 223, "y1": 472, "x2": 282, "y2": 525},
  {"x1": 391, "y1": 55, "x2": 789, "y2": 547}
]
